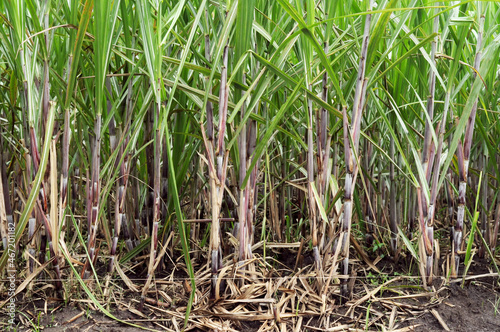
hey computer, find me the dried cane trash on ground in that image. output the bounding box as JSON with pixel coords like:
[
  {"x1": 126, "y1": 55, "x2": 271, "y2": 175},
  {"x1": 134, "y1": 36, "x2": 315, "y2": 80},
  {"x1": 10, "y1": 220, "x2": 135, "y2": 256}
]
[{"x1": 3, "y1": 249, "x2": 500, "y2": 332}]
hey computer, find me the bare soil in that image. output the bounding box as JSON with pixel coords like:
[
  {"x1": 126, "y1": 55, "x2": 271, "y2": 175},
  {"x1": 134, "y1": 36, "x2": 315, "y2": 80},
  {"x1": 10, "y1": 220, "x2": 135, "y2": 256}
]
[{"x1": 408, "y1": 280, "x2": 500, "y2": 332}]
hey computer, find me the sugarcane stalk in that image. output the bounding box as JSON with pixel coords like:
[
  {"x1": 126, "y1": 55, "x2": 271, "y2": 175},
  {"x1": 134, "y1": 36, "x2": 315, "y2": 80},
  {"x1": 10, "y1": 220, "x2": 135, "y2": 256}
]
[
  {"x1": 417, "y1": 9, "x2": 439, "y2": 282},
  {"x1": 85, "y1": 168, "x2": 91, "y2": 242},
  {"x1": 25, "y1": 152, "x2": 37, "y2": 274},
  {"x1": 36, "y1": 202, "x2": 62, "y2": 291},
  {"x1": 445, "y1": 134, "x2": 455, "y2": 226},
  {"x1": 210, "y1": 43, "x2": 229, "y2": 295},
  {"x1": 200, "y1": 31, "x2": 230, "y2": 296},
  {"x1": 38, "y1": 218, "x2": 47, "y2": 267},
  {"x1": 28, "y1": 217, "x2": 36, "y2": 273},
  {"x1": 134, "y1": 175, "x2": 142, "y2": 247},
  {"x1": 0, "y1": 144, "x2": 8, "y2": 251},
  {"x1": 109, "y1": 135, "x2": 131, "y2": 273},
  {"x1": 145, "y1": 103, "x2": 155, "y2": 238},
  {"x1": 269, "y1": 173, "x2": 279, "y2": 240},
  {"x1": 317, "y1": 38, "x2": 331, "y2": 255},
  {"x1": 307, "y1": 85, "x2": 321, "y2": 272},
  {"x1": 0, "y1": 139, "x2": 12, "y2": 238},
  {"x1": 278, "y1": 152, "x2": 285, "y2": 242},
  {"x1": 140, "y1": 85, "x2": 162, "y2": 306},
  {"x1": 205, "y1": 8, "x2": 214, "y2": 143},
  {"x1": 478, "y1": 146, "x2": 489, "y2": 258},
  {"x1": 29, "y1": 107, "x2": 62, "y2": 292},
  {"x1": 425, "y1": 93, "x2": 452, "y2": 282},
  {"x1": 407, "y1": 183, "x2": 415, "y2": 236},
  {"x1": 247, "y1": 117, "x2": 258, "y2": 255},
  {"x1": 122, "y1": 160, "x2": 134, "y2": 252},
  {"x1": 241, "y1": 75, "x2": 259, "y2": 256},
  {"x1": 49, "y1": 140, "x2": 63, "y2": 292},
  {"x1": 237, "y1": 93, "x2": 258, "y2": 264},
  {"x1": 328, "y1": 127, "x2": 341, "y2": 253},
  {"x1": 189, "y1": 161, "x2": 202, "y2": 257},
  {"x1": 341, "y1": 1, "x2": 372, "y2": 297},
  {"x1": 42, "y1": 0, "x2": 50, "y2": 137},
  {"x1": 452, "y1": 9, "x2": 484, "y2": 277},
  {"x1": 202, "y1": 10, "x2": 219, "y2": 286},
  {"x1": 84, "y1": 113, "x2": 102, "y2": 279},
  {"x1": 123, "y1": 57, "x2": 136, "y2": 252},
  {"x1": 276, "y1": 95, "x2": 285, "y2": 241},
  {"x1": 491, "y1": 201, "x2": 500, "y2": 252},
  {"x1": 421, "y1": 25, "x2": 437, "y2": 180},
  {"x1": 106, "y1": 78, "x2": 117, "y2": 152},
  {"x1": 389, "y1": 135, "x2": 398, "y2": 257},
  {"x1": 59, "y1": 106, "x2": 70, "y2": 237},
  {"x1": 201, "y1": 9, "x2": 220, "y2": 287},
  {"x1": 238, "y1": 74, "x2": 248, "y2": 262},
  {"x1": 319, "y1": 46, "x2": 328, "y2": 158},
  {"x1": 30, "y1": 16, "x2": 54, "y2": 281},
  {"x1": 108, "y1": 76, "x2": 133, "y2": 276},
  {"x1": 58, "y1": 6, "x2": 75, "y2": 260},
  {"x1": 364, "y1": 139, "x2": 375, "y2": 246},
  {"x1": 341, "y1": 105, "x2": 353, "y2": 297},
  {"x1": 158, "y1": 147, "x2": 168, "y2": 222},
  {"x1": 160, "y1": 136, "x2": 169, "y2": 243},
  {"x1": 19, "y1": 49, "x2": 32, "y2": 166}
]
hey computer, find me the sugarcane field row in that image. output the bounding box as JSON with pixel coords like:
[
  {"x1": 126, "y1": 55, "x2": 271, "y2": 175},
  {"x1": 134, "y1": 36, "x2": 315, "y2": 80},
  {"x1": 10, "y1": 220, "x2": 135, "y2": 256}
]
[{"x1": 1, "y1": 0, "x2": 500, "y2": 331}]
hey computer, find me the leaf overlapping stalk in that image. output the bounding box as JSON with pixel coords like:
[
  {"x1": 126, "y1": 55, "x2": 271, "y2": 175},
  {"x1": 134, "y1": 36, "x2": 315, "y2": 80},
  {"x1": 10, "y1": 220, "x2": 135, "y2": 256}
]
[
  {"x1": 84, "y1": 0, "x2": 121, "y2": 280},
  {"x1": 341, "y1": 0, "x2": 372, "y2": 297},
  {"x1": 451, "y1": 7, "x2": 484, "y2": 278},
  {"x1": 208, "y1": 42, "x2": 229, "y2": 298},
  {"x1": 418, "y1": 8, "x2": 439, "y2": 282},
  {"x1": 0, "y1": 1, "x2": 499, "y2": 321}
]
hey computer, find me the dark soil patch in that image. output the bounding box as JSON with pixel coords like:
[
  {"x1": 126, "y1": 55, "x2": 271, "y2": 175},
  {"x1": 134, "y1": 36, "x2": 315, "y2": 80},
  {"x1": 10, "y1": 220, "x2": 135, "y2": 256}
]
[{"x1": 407, "y1": 281, "x2": 500, "y2": 332}]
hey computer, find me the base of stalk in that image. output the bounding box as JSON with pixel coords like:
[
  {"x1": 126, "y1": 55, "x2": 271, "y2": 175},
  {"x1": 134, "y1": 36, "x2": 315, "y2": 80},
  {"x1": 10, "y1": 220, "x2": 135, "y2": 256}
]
[{"x1": 340, "y1": 257, "x2": 352, "y2": 302}]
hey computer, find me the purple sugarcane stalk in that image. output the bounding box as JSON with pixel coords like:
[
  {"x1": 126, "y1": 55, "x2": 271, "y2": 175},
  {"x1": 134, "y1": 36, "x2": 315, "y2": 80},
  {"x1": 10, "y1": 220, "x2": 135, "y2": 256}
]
[
  {"x1": 238, "y1": 74, "x2": 249, "y2": 262},
  {"x1": 341, "y1": 2, "x2": 372, "y2": 297},
  {"x1": 37, "y1": 201, "x2": 63, "y2": 291},
  {"x1": 84, "y1": 114, "x2": 102, "y2": 279},
  {"x1": 452, "y1": 12, "x2": 484, "y2": 277},
  {"x1": 419, "y1": 12, "x2": 439, "y2": 281},
  {"x1": 210, "y1": 44, "x2": 229, "y2": 296},
  {"x1": 307, "y1": 85, "x2": 320, "y2": 271},
  {"x1": 109, "y1": 137, "x2": 131, "y2": 273}
]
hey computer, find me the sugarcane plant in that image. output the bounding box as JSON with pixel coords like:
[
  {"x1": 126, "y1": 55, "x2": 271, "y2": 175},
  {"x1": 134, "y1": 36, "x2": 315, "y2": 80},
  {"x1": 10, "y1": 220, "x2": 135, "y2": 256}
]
[
  {"x1": 417, "y1": 7, "x2": 439, "y2": 282},
  {"x1": 451, "y1": 4, "x2": 484, "y2": 277},
  {"x1": 340, "y1": 0, "x2": 373, "y2": 297},
  {"x1": 135, "y1": 0, "x2": 166, "y2": 307},
  {"x1": 1, "y1": 3, "x2": 500, "y2": 328},
  {"x1": 235, "y1": 0, "x2": 257, "y2": 268},
  {"x1": 82, "y1": 0, "x2": 121, "y2": 280},
  {"x1": 205, "y1": 29, "x2": 230, "y2": 299}
]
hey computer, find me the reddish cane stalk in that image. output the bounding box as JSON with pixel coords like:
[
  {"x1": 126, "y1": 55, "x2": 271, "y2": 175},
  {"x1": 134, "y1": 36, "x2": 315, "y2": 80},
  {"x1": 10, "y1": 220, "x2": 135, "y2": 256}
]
[
  {"x1": 452, "y1": 12, "x2": 484, "y2": 277},
  {"x1": 140, "y1": 93, "x2": 162, "y2": 307},
  {"x1": 237, "y1": 74, "x2": 259, "y2": 264},
  {"x1": 109, "y1": 136, "x2": 131, "y2": 273},
  {"x1": 201, "y1": 33, "x2": 230, "y2": 297},
  {"x1": 478, "y1": 148, "x2": 489, "y2": 258},
  {"x1": 418, "y1": 12, "x2": 439, "y2": 282},
  {"x1": 341, "y1": 1, "x2": 372, "y2": 297},
  {"x1": 307, "y1": 86, "x2": 321, "y2": 272},
  {"x1": 210, "y1": 44, "x2": 229, "y2": 296},
  {"x1": 0, "y1": 143, "x2": 8, "y2": 251},
  {"x1": 83, "y1": 114, "x2": 102, "y2": 279}
]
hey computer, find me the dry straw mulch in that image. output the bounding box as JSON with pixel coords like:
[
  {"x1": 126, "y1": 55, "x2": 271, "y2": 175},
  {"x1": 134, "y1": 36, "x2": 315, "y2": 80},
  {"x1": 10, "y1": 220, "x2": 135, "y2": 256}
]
[{"x1": 3, "y1": 241, "x2": 498, "y2": 331}]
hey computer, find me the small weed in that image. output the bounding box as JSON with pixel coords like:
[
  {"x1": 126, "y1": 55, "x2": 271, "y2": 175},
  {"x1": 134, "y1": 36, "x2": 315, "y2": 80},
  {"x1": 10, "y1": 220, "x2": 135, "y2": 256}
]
[{"x1": 489, "y1": 295, "x2": 500, "y2": 316}]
